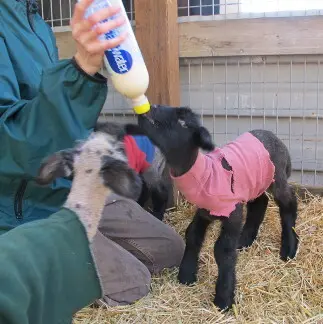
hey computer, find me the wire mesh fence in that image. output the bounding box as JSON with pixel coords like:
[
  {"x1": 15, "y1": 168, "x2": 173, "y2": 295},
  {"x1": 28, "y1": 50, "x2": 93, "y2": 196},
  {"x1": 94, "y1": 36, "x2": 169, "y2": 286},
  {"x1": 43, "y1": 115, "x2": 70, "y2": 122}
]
[
  {"x1": 37, "y1": 0, "x2": 135, "y2": 30},
  {"x1": 39, "y1": 0, "x2": 323, "y2": 31},
  {"x1": 177, "y1": 0, "x2": 323, "y2": 20},
  {"x1": 179, "y1": 55, "x2": 323, "y2": 187}
]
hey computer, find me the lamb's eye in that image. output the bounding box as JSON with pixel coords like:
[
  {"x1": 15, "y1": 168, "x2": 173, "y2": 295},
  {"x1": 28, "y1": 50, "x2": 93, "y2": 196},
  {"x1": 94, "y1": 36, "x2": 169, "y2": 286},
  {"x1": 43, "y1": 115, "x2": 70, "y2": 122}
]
[
  {"x1": 178, "y1": 119, "x2": 188, "y2": 128},
  {"x1": 154, "y1": 120, "x2": 162, "y2": 127}
]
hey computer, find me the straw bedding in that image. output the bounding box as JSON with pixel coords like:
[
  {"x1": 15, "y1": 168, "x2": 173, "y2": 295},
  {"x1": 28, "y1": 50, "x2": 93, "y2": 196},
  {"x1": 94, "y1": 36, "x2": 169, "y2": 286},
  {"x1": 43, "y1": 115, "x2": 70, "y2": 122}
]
[{"x1": 73, "y1": 191, "x2": 323, "y2": 324}]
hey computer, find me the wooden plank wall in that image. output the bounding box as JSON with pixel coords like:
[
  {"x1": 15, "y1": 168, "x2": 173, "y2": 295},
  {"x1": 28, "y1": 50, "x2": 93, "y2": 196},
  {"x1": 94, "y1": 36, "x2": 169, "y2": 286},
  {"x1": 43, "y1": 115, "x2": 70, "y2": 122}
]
[
  {"x1": 179, "y1": 16, "x2": 323, "y2": 57},
  {"x1": 56, "y1": 16, "x2": 323, "y2": 60}
]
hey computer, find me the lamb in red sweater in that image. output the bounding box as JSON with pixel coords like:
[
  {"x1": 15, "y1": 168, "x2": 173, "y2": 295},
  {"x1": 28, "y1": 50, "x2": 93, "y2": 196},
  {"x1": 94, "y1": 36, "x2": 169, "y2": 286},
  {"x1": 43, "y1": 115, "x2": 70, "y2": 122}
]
[
  {"x1": 94, "y1": 122, "x2": 170, "y2": 221},
  {"x1": 123, "y1": 135, "x2": 151, "y2": 174}
]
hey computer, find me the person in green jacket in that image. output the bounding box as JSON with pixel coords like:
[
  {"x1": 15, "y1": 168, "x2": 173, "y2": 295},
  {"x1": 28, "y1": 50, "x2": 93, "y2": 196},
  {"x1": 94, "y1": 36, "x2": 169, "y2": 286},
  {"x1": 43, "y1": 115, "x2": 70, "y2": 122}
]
[{"x1": 0, "y1": 0, "x2": 185, "y2": 323}]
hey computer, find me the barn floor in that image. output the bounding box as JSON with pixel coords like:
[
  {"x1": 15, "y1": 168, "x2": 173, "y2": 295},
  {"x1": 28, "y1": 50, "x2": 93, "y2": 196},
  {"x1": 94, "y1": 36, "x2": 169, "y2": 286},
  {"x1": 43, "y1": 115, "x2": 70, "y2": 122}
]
[{"x1": 73, "y1": 192, "x2": 323, "y2": 324}]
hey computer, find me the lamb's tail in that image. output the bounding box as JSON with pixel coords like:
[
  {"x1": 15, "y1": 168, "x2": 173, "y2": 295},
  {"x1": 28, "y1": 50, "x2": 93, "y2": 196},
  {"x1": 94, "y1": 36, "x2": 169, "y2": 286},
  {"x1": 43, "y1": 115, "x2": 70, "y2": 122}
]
[{"x1": 285, "y1": 152, "x2": 292, "y2": 179}]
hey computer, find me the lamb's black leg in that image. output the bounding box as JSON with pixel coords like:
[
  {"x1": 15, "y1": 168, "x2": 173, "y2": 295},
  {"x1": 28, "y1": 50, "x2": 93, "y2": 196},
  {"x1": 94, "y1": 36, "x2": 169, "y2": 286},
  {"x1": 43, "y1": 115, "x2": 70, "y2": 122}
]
[
  {"x1": 238, "y1": 193, "x2": 269, "y2": 250},
  {"x1": 214, "y1": 204, "x2": 243, "y2": 311},
  {"x1": 137, "y1": 178, "x2": 150, "y2": 208},
  {"x1": 178, "y1": 208, "x2": 213, "y2": 285},
  {"x1": 150, "y1": 183, "x2": 169, "y2": 221},
  {"x1": 273, "y1": 182, "x2": 299, "y2": 261}
]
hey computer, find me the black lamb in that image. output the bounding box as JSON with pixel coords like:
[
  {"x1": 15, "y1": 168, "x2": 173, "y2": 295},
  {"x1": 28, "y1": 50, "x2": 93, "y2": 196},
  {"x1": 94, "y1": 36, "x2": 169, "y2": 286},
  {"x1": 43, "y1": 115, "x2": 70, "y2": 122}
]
[{"x1": 118, "y1": 104, "x2": 299, "y2": 311}]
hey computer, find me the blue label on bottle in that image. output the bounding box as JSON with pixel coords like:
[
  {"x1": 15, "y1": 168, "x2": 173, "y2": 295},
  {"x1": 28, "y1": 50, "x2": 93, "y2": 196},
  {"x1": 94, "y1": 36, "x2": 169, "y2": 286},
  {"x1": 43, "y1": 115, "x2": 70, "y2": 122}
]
[
  {"x1": 105, "y1": 47, "x2": 133, "y2": 74},
  {"x1": 101, "y1": 17, "x2": 133, "y2": 74}
]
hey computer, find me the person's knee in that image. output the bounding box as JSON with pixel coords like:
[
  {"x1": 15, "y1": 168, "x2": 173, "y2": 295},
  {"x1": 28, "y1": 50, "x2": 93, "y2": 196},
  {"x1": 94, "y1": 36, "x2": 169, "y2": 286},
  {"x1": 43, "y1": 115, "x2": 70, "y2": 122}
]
[
  {"x1": 92, "y1": 231, "x2": 152, "y2": 307},
  {"x1": 101, "y1": 261, "x2": 151, "y2": 306},
  {"x1": 100, "y1": 195, "x2": 185, "y2": 275},
  {"x1": 153, "y1": 227, "x2": 185, "y2": 274}
]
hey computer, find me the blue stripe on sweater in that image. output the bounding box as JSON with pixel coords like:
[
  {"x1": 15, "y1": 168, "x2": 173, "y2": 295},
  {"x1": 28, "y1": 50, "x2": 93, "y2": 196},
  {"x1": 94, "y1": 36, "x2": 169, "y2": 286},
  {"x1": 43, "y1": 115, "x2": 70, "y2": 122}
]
[{"x1": 132, "y1": 136, "x2": 155, "y2": 164}]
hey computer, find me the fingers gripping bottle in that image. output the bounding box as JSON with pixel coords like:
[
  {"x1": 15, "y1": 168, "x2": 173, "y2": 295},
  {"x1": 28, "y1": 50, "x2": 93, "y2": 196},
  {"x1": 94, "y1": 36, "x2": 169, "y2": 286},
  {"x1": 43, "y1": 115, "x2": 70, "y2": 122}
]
[{"x1": 81, "y1": 0, "x2": 151, "y2": 114}]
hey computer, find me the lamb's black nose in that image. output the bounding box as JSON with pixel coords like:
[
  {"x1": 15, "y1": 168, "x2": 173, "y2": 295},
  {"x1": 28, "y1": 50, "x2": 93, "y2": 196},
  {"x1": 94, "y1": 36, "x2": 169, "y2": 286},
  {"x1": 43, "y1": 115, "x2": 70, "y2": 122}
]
[
  {"x1": 141, "y1": 105, "x2": 154, "y2": 117},
  {"x1": 138, "y1": 108, "x2": 155, "y2": 125}
]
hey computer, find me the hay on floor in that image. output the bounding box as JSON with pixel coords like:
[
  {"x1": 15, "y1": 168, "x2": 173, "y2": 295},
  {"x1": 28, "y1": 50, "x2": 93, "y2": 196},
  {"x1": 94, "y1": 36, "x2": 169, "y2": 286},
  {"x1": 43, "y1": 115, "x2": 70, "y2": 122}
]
[{"x1": 73, "y1": 192, "x2": 323, "y2": 324}]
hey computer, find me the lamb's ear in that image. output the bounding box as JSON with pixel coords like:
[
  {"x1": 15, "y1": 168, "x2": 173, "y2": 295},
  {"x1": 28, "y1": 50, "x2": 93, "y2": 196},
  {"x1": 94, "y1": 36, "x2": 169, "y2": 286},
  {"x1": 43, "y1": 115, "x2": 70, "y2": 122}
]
[
  {"x1": 35, "y1": 150, "x2": 75, "y2": 185},
  {"x1": 124, "y1": 123, "x2": 146, "y2": 136},
  {"x1": 94, "y1": 121, "x2": 146, "y2": 139},
  {"x1": 94, "y1": 122, "x2": 126, "y2": 141},
  {"x1": 100, "y1": 156, "x2": 142, "y2": 201},
  {"x1": 194, "y1": 126, "x2": 215, "y2": 152}
]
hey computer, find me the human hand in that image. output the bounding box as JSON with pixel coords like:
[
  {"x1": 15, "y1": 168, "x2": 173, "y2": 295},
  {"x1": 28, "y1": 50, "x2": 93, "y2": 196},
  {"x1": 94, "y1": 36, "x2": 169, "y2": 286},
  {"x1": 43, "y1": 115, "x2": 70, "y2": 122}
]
[{"x1": 71, "y1": 0, "x2": 127, "y2": 76}]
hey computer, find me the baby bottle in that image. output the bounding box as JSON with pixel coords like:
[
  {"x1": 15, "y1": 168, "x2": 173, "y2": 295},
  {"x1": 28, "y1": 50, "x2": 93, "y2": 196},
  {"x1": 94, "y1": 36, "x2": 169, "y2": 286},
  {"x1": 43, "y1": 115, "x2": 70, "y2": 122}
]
[{"x1": 81, "y1": 0, "x2": 151, "y2": 114}]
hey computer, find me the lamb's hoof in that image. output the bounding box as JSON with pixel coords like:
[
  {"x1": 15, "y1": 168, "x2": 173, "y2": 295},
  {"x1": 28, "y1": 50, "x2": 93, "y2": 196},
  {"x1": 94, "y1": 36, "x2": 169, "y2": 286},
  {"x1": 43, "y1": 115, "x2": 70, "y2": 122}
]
[
  {"x1": 213, "y1": 294, "x2": 234, "y2": 312},
  {"x1": 152, "y1": 211, "x2": 164, "y2": 222},
  {"x1": 237, "y1": 231, "x2": 256, "y2": 250},
  {"x1": 237, "y1": 241, "x2": 253, "y2": 251},
  {"x1": 177, "y1": 268, "x2": 197, "y2": 286},
  {"x1": 280, "y1": 232, "x2": 299, "y2": 261}
]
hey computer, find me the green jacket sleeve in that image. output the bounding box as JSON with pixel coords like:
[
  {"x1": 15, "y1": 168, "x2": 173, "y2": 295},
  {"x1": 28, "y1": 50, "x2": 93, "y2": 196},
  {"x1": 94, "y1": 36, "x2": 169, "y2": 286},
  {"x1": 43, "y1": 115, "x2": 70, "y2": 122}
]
[
  {"x1": 0, "y1": 208, "x2": 101, "y2": 324},
  {"x1": 0, "y1": 36, "x2": 108, "y2": 177}
]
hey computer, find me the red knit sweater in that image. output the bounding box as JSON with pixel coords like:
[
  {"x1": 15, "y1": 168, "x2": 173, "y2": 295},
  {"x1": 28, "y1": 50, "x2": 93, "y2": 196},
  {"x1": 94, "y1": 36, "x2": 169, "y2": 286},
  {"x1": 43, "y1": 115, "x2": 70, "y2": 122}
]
[{"x1": 123, "y1": 135, "x2": 151, "y2": 174}]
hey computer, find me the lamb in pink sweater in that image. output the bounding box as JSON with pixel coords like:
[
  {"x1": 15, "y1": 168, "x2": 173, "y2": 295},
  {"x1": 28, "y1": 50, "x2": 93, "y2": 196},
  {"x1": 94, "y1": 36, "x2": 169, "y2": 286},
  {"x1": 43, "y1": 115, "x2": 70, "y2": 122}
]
[
  {"x1": 117, "y1": 104, "x2": 299, "y2": 311},
  {"x1": 172, "y1": 132, "x2": 276, "y2": 217}
]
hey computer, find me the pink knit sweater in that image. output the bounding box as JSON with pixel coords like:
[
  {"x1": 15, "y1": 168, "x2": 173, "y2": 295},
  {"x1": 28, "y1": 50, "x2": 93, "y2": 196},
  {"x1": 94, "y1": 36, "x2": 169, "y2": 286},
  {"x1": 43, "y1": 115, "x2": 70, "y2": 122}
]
[{"x1": 171, "y1": 132, "x2": 275, "y2": 217}]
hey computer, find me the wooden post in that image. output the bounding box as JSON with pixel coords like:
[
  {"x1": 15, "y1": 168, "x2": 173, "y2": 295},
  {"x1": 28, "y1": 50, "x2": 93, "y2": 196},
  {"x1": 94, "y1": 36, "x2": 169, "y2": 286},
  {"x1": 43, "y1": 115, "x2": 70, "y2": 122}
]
[
  {"x1": 134, "y1": 0, "x2": 180, "y2": 106},
  {"x1": 134, "y1": 0, "x2": 181, "y2": 208}
]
